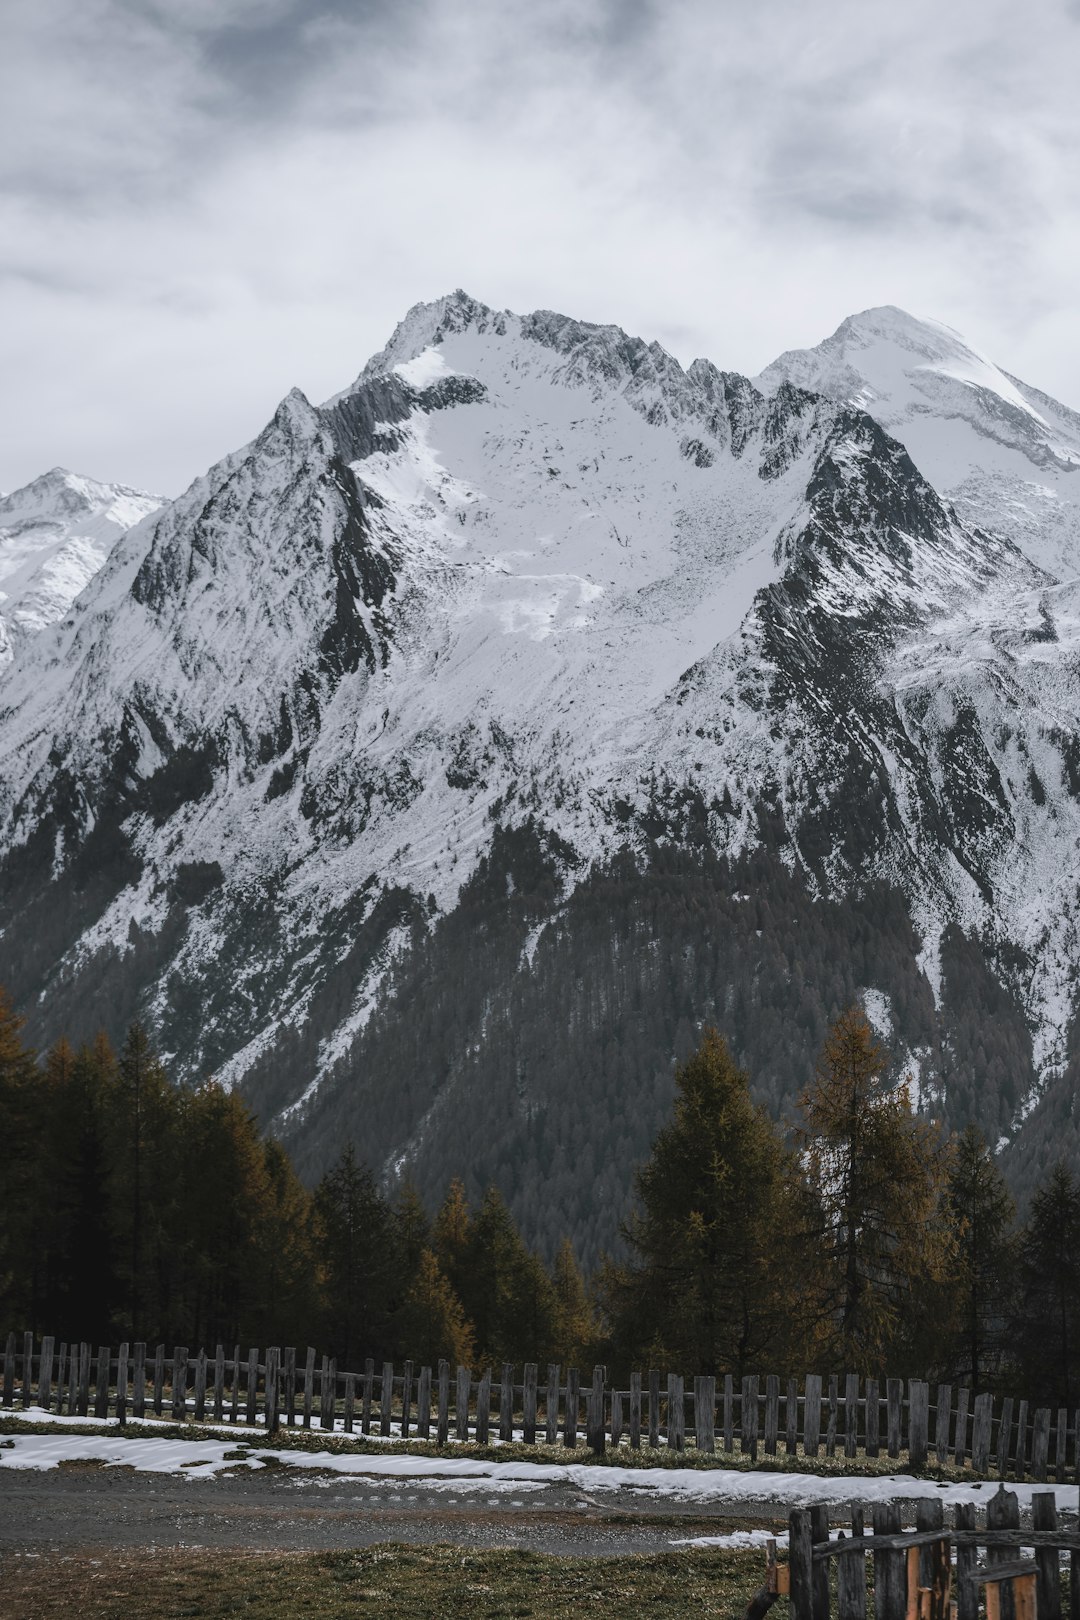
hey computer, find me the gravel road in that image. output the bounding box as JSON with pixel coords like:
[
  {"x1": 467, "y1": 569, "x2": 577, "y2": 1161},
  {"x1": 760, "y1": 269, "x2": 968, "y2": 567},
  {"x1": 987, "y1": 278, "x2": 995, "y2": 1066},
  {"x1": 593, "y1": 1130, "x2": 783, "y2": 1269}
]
[{"x1": 0, "y1": 1464, "x2": 784, "y2": 1557}]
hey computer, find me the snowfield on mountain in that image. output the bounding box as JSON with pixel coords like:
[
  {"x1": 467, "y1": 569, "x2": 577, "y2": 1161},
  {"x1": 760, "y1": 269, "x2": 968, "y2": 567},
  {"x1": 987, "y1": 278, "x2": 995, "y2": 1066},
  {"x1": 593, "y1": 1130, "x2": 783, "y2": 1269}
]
[{"x1": 2, "y1": 293, "x2": 1079, "y2": 1256}]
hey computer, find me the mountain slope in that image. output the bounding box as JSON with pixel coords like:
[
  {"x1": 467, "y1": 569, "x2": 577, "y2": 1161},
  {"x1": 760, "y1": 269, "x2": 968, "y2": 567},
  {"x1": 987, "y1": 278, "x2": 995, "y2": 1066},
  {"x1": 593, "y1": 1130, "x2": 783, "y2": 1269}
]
[
  {"x1": 0, "y1": 468, "x2": 162, "y2": 668},
  {"x1": 1, "y1": 293, "x2": 1078, "y2": 1251}
]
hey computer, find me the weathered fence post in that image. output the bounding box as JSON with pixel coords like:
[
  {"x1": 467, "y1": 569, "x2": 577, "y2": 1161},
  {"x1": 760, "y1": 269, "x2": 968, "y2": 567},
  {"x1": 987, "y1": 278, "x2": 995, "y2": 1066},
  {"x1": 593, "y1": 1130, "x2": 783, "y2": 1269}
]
[
  {"x1": 302, "y1": 1347, "x2": 315, "y2": 1429},
  {"x1": 546, "y1": 1364, "x2": 560, "y2": 1446},
  {"x1": 499, "y1": 1363, "x2": 513, "y2": 1442},
  {"x1": 193, "y1": 1348, "x2": 206, "y2": 1422},
  {"x1": 56, "y1": 1343, "x2": 68, "y2": 1415},
  {"x1": 1032, "y1": 1407, "x2": 1051, "y2": 1480},
  {"x1": 667, "y1": 1373, "x2": 684, "y2": 1452},
  {"x1": 456, "y1": 1364, "x2": 471, "y2": 1442},
  {"x1": 788, "y1": 1507, "x2": 813, "y2": 1620},
  {"x1": 1014, "y1": 1401, "x2": 1028, "y2": 1479},
  {"x1": 39, "y1": 1336, "x2": 55, "y2": 1412},
  {"x1": 133, "y1": 1343, "x2": 146, "y2": 1421},
  {"x1": 588, "y1": 1366, "x2": 606, "y2": 1455},
  {"x1": 68, "y1": 1345, "x2": 79, "y2": 1417},
  {"x1": 1054, "y1": 1408, "x2": 1068, "y2": 1482},
  {"x1": 935, "y1": 1383, "x2": 951, "y2": 1466},
  {"x1": 2, "y1": 1332, "x2": 14, "y2": 1407},
  {"x1": 523, "y1": 1362, "x2": 537, "y2": 1445},
  {"x1": 564, "y1": 1367, "x2": 579, "y2": 1448},
  {"x1": 955, "y1": 1500, "x2": 978, "y2": 1620},
  {"x1": 865, "y1": 1376, "x2": 879, "y2": 1458},
  {"x1": 723, "y1": 1372, "x2": 734, "y2": 1452},
  {"x1": 22, "y1": 1332, "x2": 33, "y2": 1409},
  {"x1": 825, "y1": 1374, "x2": 838, "y2": 1457},
  {"x1": 972, "y1": 1392, "x2": 993, "y2": 1474},
  {"x1": 246, "y1": 1349, "x2": 258, "y2": 1426},
  {"x1": 872, "y1": 1502, "x2": 905, "y2": 1620},
  {"x1": 987, "y1": 1485, "x2": 1021, "y2": 1620},
  {"x1": 629, "y1": 1370, "x2": 641, "y2": 1449},
  {"x1": 265, "y1": 1348, "x2": 280, "y2": 1433},
  {"x1": 321, "y1": 1357, "x2": 335, "y2": 1432},
  {"x1": 116, "y1": 1342, "x2": 129, "y2": 1425},
  {"x1": 908, "y1": 1380, "x2": 929, "y2": 1469},
  {"x1": 282, "y1": 1348, "x2": 294, "y2": 1427},
  {"x1": 343, "y1": 1372, "x2": 355, "y2": 1434},
  {"x1": 997, "y1": 1396, "x2": 1013, "y2": 1478},
  {"x1": 152, "y1": 1344, "x2": 164, "y2": 1417},
  {"x1": 886, "y1": 1378, "x2": 902, "y2": 1459},
  {"x1": 805, "y1": 1373, "x2": 822, "y2": 1458},
  {"x1": 954, "y1": 1387, "x2": 970, "y2": 1468},
  {"x1": 811, "y1": 1503, "x2": 830, "y2": 1620},
  {"x1": 1032, "y1": 1489, "x2": 1061, "y2": 1620},
  {"x1": 174, "y1": 1341, "x2": 189, "y2": 1419},
  {"x1": 786, "y1": 1377, "x2": 799, "y2": 1454},
  {"x1": 612, "y1": 1388, "x2": 624, "y2": 1447},
  {"x1": 230, "y1": 1344, "x2": 241, "y2": 1423},
  {"x1": 437, "y1": 1359, "x2": 449, "y2": 1445},
  {"x1": 380, "y1": 1361, "x2": 393, "y2": 1437},
  {"x1": 476, "y1": 1367, "x2": 491, "y2": 1444},
  {"x1": 649, "y1": 1369, "x2": 661, "y2": 1448},
  {"x1": 838, "y1": 1504, "x2": 866, "y2": 1620},
  {"x1": 417, "y1": 1365, "x2": 432, "y2": 1440},
  {"x1": 362, "y1": 1358, "x2": 373, "y2": 1435},
  {"x1": 93, "y1": 1344, "x2": 109, "y2": 1419},
  {"x1": 844, "y1": 1372, "x2": 859, "y2": 1458},
  {"x1": 700, "y1": 1375, "x2": 717, "y2": 1454},
  {"x1": 402, "y1": 1360, "x2": 414, "y2": 1440},
  {"x1": 211, "y1": 1344, "x2": 224, "y2": 1423}
]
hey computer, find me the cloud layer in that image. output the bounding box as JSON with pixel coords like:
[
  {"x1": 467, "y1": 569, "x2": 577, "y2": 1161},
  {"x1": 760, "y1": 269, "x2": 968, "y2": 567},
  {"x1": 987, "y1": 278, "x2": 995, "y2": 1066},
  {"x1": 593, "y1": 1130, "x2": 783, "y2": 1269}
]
[{"x1": 3, "y1": 0, "x2": 1079, "y2": 494}]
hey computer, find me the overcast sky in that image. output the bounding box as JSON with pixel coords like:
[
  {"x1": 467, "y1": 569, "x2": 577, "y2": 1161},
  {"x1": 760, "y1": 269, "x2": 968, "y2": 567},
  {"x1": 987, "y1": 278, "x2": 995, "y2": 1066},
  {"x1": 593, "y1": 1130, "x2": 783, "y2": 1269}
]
[{"x1": 4, "y1": 0, "x2": 1079, "y2": 497}]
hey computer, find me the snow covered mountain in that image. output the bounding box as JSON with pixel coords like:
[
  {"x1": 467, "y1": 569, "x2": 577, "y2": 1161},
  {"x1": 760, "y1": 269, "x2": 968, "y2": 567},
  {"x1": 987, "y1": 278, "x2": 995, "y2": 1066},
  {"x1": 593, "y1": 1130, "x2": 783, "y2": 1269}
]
[
  {"x1": 0, "y1": 468, "x2": 162, "y2": 667},
  {"x1": 2, "y1": 293, "x2": 1078, "y2": 1253},
  {"x1": 756, "y1": 305, "x2": 1080, "y2": 581}
]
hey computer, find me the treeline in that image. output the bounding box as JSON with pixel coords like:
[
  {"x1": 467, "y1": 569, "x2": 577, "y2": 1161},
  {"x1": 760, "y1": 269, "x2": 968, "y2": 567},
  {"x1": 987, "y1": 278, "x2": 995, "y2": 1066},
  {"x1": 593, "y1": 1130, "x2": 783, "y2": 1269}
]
[
  {"x1": 0, "y1": 990, "x2": 592, "y2": 1369},
  {"x1": 603, "y1": 1012, "x2": 1080, "y2": 1411},
  {"x1": 3, "y1": 983, "x2": 1079, "y2": 1413}
]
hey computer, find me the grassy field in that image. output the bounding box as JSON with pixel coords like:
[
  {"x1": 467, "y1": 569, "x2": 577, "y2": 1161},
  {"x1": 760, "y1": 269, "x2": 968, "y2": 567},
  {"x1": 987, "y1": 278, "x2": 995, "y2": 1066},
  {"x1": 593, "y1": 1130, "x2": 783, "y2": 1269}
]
[{"x1": 0, "y1": 1542, "x2": 763, "y2": 1619}]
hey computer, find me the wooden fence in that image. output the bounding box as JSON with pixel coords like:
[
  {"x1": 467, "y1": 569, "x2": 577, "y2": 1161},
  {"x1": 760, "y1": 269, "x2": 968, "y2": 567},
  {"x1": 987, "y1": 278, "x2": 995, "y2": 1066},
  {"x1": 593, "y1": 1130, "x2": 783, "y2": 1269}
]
[
  {"x1": 784, "y1": 1487, "x2": 1080, "y2": 1620},
  {"x1": 5, "y1": 1331, "x2": 1080, "y2": 1480}
]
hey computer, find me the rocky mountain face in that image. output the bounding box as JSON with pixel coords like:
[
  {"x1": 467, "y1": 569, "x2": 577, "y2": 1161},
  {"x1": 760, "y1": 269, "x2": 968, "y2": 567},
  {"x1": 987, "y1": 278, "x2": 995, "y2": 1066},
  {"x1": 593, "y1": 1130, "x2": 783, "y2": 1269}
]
[
  {"x1": 0, "y1": 469, "x2": 162, "y2": 667},
  {"x1": 2, "y1": 293, "x2": 1078, "y2": 1258}
]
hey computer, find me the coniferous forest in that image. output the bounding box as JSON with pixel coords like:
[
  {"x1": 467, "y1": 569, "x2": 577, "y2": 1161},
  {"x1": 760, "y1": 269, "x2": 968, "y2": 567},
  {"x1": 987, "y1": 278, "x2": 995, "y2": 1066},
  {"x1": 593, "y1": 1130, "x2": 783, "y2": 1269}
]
[{"x1": 2, "y1": 985, "x2": 1079, "y2": 1412}]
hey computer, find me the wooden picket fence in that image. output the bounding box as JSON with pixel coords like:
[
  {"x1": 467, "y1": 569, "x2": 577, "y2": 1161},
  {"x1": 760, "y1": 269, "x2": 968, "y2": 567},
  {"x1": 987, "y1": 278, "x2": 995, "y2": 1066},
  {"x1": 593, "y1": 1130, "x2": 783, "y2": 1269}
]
[
  {"x1": 782, "y1": 1487, "x2": 1080, "y2": 1620},
  {"x1": 5, "y1": 1330, "x2": 1079, "y2": 1480}
]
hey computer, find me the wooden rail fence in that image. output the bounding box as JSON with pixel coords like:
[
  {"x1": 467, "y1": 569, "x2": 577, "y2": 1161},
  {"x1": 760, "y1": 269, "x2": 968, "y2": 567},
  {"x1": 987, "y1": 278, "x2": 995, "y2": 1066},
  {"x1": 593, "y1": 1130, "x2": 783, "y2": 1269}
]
[
  {"x1": 5, "y1": 1331, "x2": 1080, "y2": 1479},
  {"x1": 784, "y1": 1487, "x2": 1080, "y2": 1620}
]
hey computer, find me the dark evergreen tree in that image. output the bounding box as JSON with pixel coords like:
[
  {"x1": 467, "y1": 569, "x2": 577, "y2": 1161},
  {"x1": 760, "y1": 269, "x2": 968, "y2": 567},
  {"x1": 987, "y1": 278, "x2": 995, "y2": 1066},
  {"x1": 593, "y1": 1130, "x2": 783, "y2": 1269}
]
[
  {"x1": 1013, "y1": 1161, "x2": 1080, "y2": 1407},
  {"x1": 605, "y1": 1027, "x2": 803, "y2": 1376},
  {"x1": 314, "y1": 1144, "x2": 395, "y2": 1363},
  {"x1": 798, "y1": 1007, "x2": 951, "y2": 1371},
  {"x1": 942, "y1": 1125, "x2": 1016, "y2": 1389}
]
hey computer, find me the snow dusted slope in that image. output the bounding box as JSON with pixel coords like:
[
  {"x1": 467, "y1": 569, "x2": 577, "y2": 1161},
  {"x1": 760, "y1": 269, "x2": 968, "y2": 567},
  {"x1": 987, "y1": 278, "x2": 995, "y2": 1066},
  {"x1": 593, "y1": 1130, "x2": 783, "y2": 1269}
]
[
  {"x1": 0, "y1": 469, "x2": 162, "y2": 668},
  {"x1": 756, "y1": 306, "x2": 1080, "y2": 580},
  {"x1": 3, "y1": 292, "x2": 1080, "y2": 1235}
]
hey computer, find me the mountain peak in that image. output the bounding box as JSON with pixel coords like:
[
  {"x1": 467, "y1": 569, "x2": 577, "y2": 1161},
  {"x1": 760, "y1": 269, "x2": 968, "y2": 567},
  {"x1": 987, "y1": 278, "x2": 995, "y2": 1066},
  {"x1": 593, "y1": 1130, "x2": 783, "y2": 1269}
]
[{"x1": 359, "y1": 290, "x2": 501, "y2": 383}]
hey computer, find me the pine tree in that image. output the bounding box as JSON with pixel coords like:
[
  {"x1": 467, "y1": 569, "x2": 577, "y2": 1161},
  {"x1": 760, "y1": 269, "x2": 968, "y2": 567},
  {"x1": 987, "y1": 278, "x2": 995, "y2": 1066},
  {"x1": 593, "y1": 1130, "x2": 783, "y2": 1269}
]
[
  {"x1": 943, "y1": 1125, "x2": 1016, "y2": 1389},
  {"x1": 106, "y1": 1024, "x2": 177, "y2": 1340},
  {"x1": 459, "y1": 1187, "x2": 561, "y2": 1364},
  {"x1": 552, "y1": 1237, "x2": 594, "y2": 1364},
  {"x1": 395, "y1": 1247, "x2": 475, "y2": 1368},
  {"x1": 0, "y1": 988, "x2": 41, "y2": 1328},
  {"x1": 606, "y1": 1027, "x2": 802, "y2": 1376},
  {"x1": 314, "y1": 1144, "x2": 395, "y2": 1363},
  {"x1": 798, "y1": 1007, "x2": 951, "y2": 1371},
  {"x1": 1014, "y1": 1161, "x2": 1080, "y2": 1407}
]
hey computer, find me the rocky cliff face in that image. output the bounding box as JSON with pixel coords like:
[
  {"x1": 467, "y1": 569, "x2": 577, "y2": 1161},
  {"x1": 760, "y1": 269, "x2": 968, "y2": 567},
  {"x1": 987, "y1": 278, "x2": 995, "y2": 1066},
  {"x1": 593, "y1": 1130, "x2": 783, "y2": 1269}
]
[{"x1": 2, "y1": 293, "x2": 1078, "y2": 1251}]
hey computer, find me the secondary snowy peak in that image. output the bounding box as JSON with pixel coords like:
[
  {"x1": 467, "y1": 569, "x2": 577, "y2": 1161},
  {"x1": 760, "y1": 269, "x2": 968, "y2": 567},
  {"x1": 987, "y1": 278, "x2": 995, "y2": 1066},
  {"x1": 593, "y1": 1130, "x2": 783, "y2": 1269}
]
[
  {"x1": 0, "y1": 467, "x2": 162, "y2": 667},
  {"x1": 756, "y1": 307, "x2": 1080, "y2": 580}
]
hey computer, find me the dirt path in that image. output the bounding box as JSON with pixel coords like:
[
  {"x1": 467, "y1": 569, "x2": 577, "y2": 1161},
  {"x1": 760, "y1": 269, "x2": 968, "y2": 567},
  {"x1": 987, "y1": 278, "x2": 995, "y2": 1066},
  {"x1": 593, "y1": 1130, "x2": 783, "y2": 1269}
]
[{"x1": 0, "y1": 1464, "x2": 784, "y2": 1557}]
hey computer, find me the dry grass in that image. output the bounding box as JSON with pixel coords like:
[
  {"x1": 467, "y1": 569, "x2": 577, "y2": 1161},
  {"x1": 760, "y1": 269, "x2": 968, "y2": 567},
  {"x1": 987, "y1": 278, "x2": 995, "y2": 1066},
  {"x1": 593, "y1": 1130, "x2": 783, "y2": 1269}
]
[{"x1": 0, "y1": 1542, "x2": 762, "y2": 1620}]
